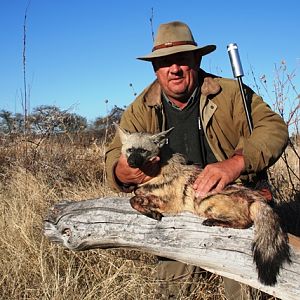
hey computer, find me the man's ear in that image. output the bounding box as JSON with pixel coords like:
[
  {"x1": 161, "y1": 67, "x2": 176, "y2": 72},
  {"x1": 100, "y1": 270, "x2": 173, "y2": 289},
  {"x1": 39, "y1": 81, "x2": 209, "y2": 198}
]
[
  {"x1": 114, "y1": 122, "x2": 129, "y2": 143},
  {"x1": 151, "y1": 127, "x2": 174, "y2": 148}
]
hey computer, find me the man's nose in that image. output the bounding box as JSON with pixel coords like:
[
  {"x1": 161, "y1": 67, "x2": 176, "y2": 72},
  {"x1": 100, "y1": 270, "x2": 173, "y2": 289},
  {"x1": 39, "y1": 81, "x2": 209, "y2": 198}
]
[{"x1": 169, "y1": 63, "x2": 181, "y2": 73}]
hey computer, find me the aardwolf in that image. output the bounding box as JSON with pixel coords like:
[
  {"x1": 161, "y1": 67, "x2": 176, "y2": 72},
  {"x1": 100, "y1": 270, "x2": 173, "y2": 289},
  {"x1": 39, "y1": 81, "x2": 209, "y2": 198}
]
[{"x1": 116, "y1": 124, "x2": 291, "y2": 286}]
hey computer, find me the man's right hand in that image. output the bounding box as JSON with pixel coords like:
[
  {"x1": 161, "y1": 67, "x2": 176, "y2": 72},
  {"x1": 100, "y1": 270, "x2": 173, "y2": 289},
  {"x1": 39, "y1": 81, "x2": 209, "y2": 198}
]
[{"x1": 114, "y1": 154, "x2": 160, "y2": 185}]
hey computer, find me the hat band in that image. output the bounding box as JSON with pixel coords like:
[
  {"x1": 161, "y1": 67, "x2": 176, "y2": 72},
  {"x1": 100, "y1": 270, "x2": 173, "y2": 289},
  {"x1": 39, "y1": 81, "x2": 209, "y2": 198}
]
[{"x1": 152, "y1": 40, "x2": 197, "y2": 52}]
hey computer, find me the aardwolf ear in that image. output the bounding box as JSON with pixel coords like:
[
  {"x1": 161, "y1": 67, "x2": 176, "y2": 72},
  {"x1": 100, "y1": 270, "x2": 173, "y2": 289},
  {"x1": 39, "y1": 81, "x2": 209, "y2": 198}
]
[
  {"x1": 114, "y1": 122, "x2": 130, "y2": 143},
  {"x1": 151, "y1": 127, "x2": 174, "y2": 148}
]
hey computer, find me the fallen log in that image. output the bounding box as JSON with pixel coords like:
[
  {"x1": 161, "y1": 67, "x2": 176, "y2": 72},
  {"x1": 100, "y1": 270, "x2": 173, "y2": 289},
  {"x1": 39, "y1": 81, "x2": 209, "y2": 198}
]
[{"x1": 44, "y1": 197, "x2": 300, "y2": 300}]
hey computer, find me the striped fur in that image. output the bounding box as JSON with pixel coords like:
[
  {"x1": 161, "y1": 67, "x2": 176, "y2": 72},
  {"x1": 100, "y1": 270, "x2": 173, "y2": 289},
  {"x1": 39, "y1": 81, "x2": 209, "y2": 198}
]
[{"x1": 116, "y1": 124, "x2": 291, "y2": 286}]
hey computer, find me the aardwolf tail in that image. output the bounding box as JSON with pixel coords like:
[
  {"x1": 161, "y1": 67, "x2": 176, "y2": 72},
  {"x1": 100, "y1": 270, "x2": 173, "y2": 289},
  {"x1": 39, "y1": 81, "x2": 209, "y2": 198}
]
[{"x1": 250, "y1": 201, "x2": 291, "y2": 285}]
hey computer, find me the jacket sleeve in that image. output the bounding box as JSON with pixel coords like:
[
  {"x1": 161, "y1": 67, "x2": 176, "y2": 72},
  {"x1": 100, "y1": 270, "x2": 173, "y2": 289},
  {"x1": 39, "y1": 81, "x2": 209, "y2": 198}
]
[
  {"x1": 234, "y1": 84, "x2": 289, "y2": 174},
  {"x1": 104, "y1": 134, "x2": 125, "y2": 192}
]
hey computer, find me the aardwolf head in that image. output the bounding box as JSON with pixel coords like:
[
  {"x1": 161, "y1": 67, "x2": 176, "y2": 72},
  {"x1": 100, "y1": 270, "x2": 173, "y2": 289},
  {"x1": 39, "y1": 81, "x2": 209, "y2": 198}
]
[{"x1": 115, "y1": 123, "x2": 173, "y2": 168}]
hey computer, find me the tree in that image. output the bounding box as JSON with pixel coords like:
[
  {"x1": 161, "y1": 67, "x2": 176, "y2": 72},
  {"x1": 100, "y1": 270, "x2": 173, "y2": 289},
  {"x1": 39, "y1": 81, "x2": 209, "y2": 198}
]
[
  {"x1": 94, "y1": 105, "x2": 124, "y2": 129},
  {"x1": 61, "y1": 112, "x2": 87, "y2": 132},
  {"x1": 29, "y1": 105, "x2": 87, "y2": 134},
  {"x1": 0, "y1": 110, "x2": 14, "y2": 133}
]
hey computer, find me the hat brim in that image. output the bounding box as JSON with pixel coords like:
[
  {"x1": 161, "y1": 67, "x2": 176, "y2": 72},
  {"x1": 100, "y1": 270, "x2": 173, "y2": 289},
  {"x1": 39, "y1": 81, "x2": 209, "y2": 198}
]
[{"x1": 137, "y1": 44, "x2": 216, "y2": 61}]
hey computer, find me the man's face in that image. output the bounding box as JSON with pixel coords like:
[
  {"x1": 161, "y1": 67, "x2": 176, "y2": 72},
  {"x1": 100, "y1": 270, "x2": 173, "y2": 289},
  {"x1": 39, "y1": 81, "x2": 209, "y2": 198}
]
[{"x1": 153, "y1": 52, "x2": 200, "y2": 102}]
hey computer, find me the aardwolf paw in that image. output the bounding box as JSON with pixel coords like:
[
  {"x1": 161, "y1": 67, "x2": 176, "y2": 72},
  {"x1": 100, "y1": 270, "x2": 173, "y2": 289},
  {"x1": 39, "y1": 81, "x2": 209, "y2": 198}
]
[{"x1": 130, "y1": 195, "x2": 163, "y2": 221}]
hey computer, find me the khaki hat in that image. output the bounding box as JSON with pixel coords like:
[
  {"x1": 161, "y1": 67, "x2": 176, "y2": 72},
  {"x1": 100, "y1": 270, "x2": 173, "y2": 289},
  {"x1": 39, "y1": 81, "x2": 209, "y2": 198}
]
[{"x1": 138, "y1": 21, "x2": 216, "y2": 61}]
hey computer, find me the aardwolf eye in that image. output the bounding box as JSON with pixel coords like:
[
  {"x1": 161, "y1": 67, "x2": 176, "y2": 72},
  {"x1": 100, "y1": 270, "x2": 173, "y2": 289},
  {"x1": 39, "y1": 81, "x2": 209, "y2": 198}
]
[
  {"x1": 127, "y1": 148, "x2": 146, "y2": 155},
  {"x1": 127, "y1": 148, "x2": 149, "y2": 156}
]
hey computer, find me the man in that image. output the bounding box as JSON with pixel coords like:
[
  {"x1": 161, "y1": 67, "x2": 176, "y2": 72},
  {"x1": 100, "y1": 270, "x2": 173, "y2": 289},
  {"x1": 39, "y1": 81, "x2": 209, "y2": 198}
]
[{"x1": 105, "y1": 21, "x2": 288, "y2": 299}]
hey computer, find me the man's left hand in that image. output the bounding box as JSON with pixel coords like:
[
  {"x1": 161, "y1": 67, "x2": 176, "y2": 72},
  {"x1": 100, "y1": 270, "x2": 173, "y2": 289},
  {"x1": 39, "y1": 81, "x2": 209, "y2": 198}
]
[{"x1": 193, "y1": 154, "x2": 245, "y2": 197}]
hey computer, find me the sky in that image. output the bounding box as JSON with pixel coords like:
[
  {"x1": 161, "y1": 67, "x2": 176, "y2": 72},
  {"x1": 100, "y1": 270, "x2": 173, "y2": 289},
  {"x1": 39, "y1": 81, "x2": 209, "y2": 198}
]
[{"x1": 0, "y1": 0, "x2": 299, "y2": 123}]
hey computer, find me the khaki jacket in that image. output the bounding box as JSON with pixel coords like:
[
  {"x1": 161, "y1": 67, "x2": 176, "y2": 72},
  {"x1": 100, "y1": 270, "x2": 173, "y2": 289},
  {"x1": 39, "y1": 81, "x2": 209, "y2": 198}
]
[{"x1": 105, "y1": 70, "x2": 288, "y2": 191}]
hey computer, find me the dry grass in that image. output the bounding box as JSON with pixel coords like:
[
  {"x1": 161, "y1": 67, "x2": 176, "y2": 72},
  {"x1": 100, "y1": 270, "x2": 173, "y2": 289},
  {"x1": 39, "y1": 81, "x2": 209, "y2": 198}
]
[
  {"x1": 0, "y1": 133, "x2": 299, "y2": 299},
  {"x1": 269, "y1": 143, "x2": 300, "y2": 198},
  {"x1": 0, "y1": 135, "x2": 158, "y2": 300}
]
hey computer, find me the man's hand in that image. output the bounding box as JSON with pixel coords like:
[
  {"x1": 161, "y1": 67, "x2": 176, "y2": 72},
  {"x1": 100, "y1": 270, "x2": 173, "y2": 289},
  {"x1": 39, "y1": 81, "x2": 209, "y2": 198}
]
[
  {"x1": 114, "y1": 154, "x2": 160, "y2": 185},
  {"x1": 193, "y1": 154, "x2": 245, "y2": 197}
]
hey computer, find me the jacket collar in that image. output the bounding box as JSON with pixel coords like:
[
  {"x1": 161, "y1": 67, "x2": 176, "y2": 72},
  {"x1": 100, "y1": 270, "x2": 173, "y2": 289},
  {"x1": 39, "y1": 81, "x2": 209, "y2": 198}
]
[
  {"x1": 144, "y1": 69, "x2": 221, "y2": 106},
  {"x1": 199, "y1": 70, "x2": 221, "y2": 96}
]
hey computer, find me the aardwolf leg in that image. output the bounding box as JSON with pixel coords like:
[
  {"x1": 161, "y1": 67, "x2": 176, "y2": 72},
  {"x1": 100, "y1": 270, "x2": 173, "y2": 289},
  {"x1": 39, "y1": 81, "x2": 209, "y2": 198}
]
[{"x1": 130, "y1": 194, "x2": 164, "y2": 221}]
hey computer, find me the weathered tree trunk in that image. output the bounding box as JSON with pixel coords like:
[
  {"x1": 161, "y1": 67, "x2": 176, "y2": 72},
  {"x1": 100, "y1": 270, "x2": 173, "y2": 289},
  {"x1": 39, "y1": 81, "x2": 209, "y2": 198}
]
[{"x1": 44, "y1": 197, "x2": 300, "y2": 300}]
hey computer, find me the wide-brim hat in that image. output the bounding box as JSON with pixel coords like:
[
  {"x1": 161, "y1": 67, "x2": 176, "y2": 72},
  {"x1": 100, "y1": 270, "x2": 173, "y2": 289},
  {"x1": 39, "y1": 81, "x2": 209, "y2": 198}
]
[{"x1": 137, "y1": 21, "x2": 216, "y2": 61}]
